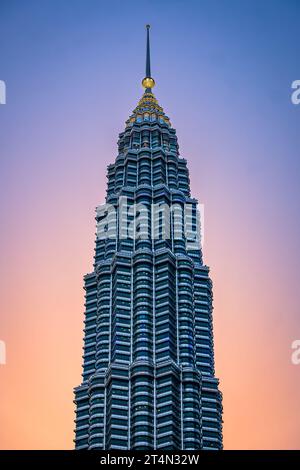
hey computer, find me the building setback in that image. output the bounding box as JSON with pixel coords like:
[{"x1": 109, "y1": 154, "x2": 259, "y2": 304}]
[{"x1": 74, "y1": 26, "x2": 223, "y2": 450}]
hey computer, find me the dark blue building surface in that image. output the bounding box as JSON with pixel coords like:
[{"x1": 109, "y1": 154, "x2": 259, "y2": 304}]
[{"x1": 74, "y1": 26, "x2": 222, "y2": 451}]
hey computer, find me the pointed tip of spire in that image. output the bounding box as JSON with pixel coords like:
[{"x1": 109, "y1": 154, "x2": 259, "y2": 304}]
[{"x1": 142, "y1": 23, "x2": 155, "y2": 91}]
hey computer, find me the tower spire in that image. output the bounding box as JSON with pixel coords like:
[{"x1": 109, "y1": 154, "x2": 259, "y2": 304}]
[
  {"x1": 142, "y1": 24, "x2": 155, "y2": 91},
  {"x1": 146, "y1": 24, "x2": 151, "y2": 77}
]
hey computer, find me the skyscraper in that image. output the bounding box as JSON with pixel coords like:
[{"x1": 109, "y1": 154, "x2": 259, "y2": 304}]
[{"x1": 74, "y1": 26, "x2": 223, "y2": 451}]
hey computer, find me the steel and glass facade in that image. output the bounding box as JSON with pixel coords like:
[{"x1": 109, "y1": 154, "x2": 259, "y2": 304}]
[{"x1": 74, "y1": 32, "x2": 222, "y2": 450}]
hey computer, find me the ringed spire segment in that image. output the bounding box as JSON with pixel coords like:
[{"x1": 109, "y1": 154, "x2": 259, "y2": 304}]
[{"x1": 142, "y1": 24, "x2": 155, "y2": 91}]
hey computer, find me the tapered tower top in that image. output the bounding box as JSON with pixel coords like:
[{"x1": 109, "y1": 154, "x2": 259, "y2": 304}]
[
  {"x1": 142, "y1": 24, "x2": 155, "y2": 91},
  {"x1": 125, "y1": 24, "x2": 171, "y2": 128}
]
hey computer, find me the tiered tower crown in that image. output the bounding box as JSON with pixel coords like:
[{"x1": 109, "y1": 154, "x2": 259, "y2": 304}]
[{"x1": 127, "y1": 25, "x2": 170, "y2": 128}]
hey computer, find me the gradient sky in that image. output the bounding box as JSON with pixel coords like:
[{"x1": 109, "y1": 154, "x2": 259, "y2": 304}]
[{"x1": 0, "y1": 0, "x2": 300, "y2": 449}]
